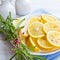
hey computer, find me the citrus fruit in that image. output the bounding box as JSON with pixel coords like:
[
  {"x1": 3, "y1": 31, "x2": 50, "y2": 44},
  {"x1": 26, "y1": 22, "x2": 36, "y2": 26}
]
[
  {"x1": 22, "y1": 33, "x2": 28, "y2": 38},
  {"x1": 37, "y1": 37, "x2": 53, "y2": 50},
  {"x1": 43, "y1": 47, "x2": 59, "y2": 52},
  {"x1": 26, "y1": 37, "x2": 40, "y2": 52},
  {"x1": 19, "y1": 32, "x2": 26, "y2": 45},
  {"x1": 56, "y1": 20, "x2": 60, "y2": 25},
  {"x1": 47, "y1": 31, "x2": 60, "y2": 47},
  {"x1": 38, "y1": 16, "x2": 41, "y2": 22},
  {"x1": 28, "y1": 17, "x2": 39, "y2": 26},
  {"x1": 20, "y1": 27, "x2": 29, "y2": 38},
  {"x1": 43, "y1": 22, "x2": 60, "y2": 33},
  {"x1": 41, "y1": 14, "x2": 57, "y2": 23},
  {"x1": 28, "y1": 22, "x2": 44, "y2": 38}
]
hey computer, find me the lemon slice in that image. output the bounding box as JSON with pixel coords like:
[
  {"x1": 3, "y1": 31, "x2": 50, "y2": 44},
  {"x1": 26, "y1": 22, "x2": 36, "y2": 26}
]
[
  {"x1": 28, "y1": 17, "x2": 39, "y2": 26},
  {"x1": 41, "y1": 14, "x2": 57, "y2": 23},
  {"x1": 20, "y1": 34, "x2": 26, "y2": 45},
  {"x1": 43, "y1": 47, "x2": 59, "y2": 52},
  {"x1": 26, "y1": 37, "x2": 40, "y2": 52},
  {"x1": 43, "y1": 22, "x2": 60, "y2": 33},
  {"x1": 21, "y1": 38, "x2": 26, "y2": 45},
  {"x1": 37, "y1": 37, "x2": 53, "y2": 50},
  {"x1": 22, "y1": 33, "x2": 28, "y2": 38},
  {"x1": 56, "y1": 20, "x2": 60, "y2": 25},
  {"x1": 19, "y1": 30, "x2": 28, "y2": 45},
  {"x1": 28, "y1": 22, "x2": 44, "y2": 38},
  {"x1": 38, "y1": 16, "x2": 41, "y2": 22},
  {"x1": 47, "y1": 31, "x2": 60, "y2": 47}
]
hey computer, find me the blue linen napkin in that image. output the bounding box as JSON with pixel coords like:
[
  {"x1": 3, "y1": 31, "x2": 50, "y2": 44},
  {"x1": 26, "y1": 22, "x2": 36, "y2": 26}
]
[{"x1": 31, "y1": 9, "x2": 60, "y2": 60}]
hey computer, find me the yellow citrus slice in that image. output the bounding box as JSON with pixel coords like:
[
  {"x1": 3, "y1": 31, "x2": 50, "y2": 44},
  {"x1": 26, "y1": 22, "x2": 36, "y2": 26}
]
[
  {"x1": 26, "y1": 37, "x2": 40, "y2": 52},
  {"x1": 41, "y1": 14, "x2": 57, "y2": 23},
  {"x1": 38, "y1": 16, "x2": 41, "y2": 22},
  {"x1": 19, "y1": 32, "x2": 27, "y2": 45},
  {"x1": 22, "y1": 33, "x2": 28, "y2": 38},
  {"x1": 43, "y1": 47, "x2": 59, "y2": 52},
  {"x1": 43, "y1": 22, "x2": 60, "y2": 33},
  {"x1": 28, "y1": 17, "x2": 39, "y2": 26},
  {"x1": 37, "y1": 37, "x2": 53, "y2": 50},
  {"x1": 21, "y1": 38, "x2": 26, "y2": 45},
  {"x1": 17, "y1": 27, "x2": 29, "y2": 38},
  {"x1": 47, "y1": 31, "x2": 60, "y2": 47},
  {"x1": 56, "y1": 20, "x2": 60, "y2": 25},
  {"x1": 28, "y1": 22, "x2": 44, "y2": 38}
]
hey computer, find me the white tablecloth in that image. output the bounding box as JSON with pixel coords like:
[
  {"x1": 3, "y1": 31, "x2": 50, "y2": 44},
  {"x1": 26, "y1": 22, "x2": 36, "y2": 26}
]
[{"x1": 0, "y1": 35, "x2": 15, "y2": 60}]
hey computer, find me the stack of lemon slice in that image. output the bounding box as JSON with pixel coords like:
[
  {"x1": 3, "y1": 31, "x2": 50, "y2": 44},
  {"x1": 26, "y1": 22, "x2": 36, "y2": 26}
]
[
  {"x1": 26, "y1": 14, "x2": 60, "y2": 52},
  {"x1": 13, "y1": 14, "x2": 60, "y2": 52}
]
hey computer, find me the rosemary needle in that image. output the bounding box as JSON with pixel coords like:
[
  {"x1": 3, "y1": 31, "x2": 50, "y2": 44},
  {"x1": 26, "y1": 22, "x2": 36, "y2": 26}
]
[{"x1": 0, "y1": 13, "x2": 46, "y2": 60}]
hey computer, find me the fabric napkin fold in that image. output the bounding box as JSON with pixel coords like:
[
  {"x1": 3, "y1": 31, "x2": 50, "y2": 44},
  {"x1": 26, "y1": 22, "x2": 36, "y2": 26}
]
[{"x1": 31, "y1": 9, "x2": 60, "y2": 60}]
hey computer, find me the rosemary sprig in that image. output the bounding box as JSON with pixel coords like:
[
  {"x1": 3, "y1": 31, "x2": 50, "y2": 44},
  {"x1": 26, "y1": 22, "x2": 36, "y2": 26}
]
[
  {"x1": 0, "y1": 12, "x2": 17, "y2": 40},
  {"x1": 10, "y1": 43, "x2": 46, "y2": 60},
  {"x1": 0, "y1": 13, "x2": 46, "y2": 60}
]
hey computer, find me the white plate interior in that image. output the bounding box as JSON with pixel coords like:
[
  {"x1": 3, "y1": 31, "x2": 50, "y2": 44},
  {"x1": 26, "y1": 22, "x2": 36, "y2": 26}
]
[{"x1": 20, "y1": 13, "x2": 60, "y2": 55}]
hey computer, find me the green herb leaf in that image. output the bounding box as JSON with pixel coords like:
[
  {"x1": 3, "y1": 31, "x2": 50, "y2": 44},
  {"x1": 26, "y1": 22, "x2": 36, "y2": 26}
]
[
  {"x1": 0, "y1": 12, "x2": 46, "y2": 60},
  {"x1": 16, "y1": 18, "x2": 25, "y2": 29},
  {"x1": 0, "y1": 12, "x2": 18, "y2": 40}
]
